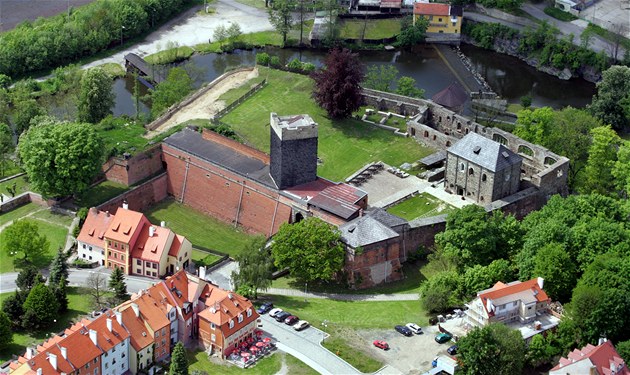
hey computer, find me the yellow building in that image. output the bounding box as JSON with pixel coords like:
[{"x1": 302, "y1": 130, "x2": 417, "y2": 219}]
[{"x1": 413, "y1": 2, "x2": 463, "y2": 34}]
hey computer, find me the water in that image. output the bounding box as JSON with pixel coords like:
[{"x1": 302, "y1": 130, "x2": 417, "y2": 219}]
[{"x1": 111, "y1": 45, "x2": 597, "y2": 117}]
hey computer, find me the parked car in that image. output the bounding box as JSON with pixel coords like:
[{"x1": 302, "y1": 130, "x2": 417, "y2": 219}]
[
  {"x1": 447, "y1": 345, "x2": 458, "y2": 355},
  {"x1": 257, "y1": 302, "x2": 274, "y2": 314},
  {"x1": 395, "y1": 325, "x2": 413, "y2": 337},
  {"x1": 294, "y1": 320, "x2": 310, "y2": 331},
  {"x1": 268, "y1": 308, "x2": 283, "y2": 318},
  {"x1": 373, "y1": 340, "x2": 389, "y2": 350},
  {"x1": 435, "y1": 333, "x2": 452, "y2": 344},
  {"x1": 406, "y1": 323, "x2": 423, "y2": 334},
  {"x1": 275, "y1": 311, "x2": 291, "y2": 322},
  {"x1": 285, "y1": 315, "x2": 300, "y2": 325}
]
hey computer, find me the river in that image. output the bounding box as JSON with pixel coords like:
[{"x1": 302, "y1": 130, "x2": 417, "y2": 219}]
[{"x1": 112, "y1": 45, "x2": 597, "y2": 117}]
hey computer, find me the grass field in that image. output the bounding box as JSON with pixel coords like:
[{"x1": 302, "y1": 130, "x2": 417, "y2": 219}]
[
  {"x1": 221, "y1": 67, "x2": 433, "y2": 181},
  {"x1": 187, "y1": 349, "x2": 315, "y2": 374},
  {"x1": 543, "y1": 6, "x2": 578, "y2": 21},
  {"x1": 0, "y1": 202, "x2": 42, "y2": 226},
  {"x1": 321, "y1": 334, "x2": 383, "y2": 373},
  {"x1": 145, "y1": 199, "x2": 254, "y2": 257},
  {"x1": 0, "y1": 175, "x2": 32, "y2": 196},
  {"x1": 340, "y1": 18, "x2": 401, "y2": 40},
  {"x1": 0, "y1": 159, "x2": 21, "y2": 179},
  {"x1": 191, "y1": 249, "x2": 224, "y2": 267},
  {"x1": 386, "y1": 193, "x2": 457, "y2": 221},
  {"x1": 75, "y1": 180, "x2": 130, "y2": 208},
  {"x1": 0, "y1": 287, "x2": 97, "y2": 362}
]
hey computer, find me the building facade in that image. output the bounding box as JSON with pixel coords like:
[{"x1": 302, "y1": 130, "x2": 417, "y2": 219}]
[
  {"x1": 413, "y1": 2, "x2": 463, "y2": 35},
  {"x1": 76, "y1": 208, "x2": 113, "y2": 266}
]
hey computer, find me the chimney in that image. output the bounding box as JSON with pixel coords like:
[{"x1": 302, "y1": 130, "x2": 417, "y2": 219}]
[
  {"x1": 60, "y1": 347, "x2": 67, "y2": 360},
  {"x1": 228, "y1": 292, "x2": 233, "y2": 300},
  {"x1": 160, "y1": 221, "x2": 166, "y2": 228},
  {"x1": 115, "y1": 311, "x2": 123, "y2": 325},
  {"x1": 37, "y1": 369, "x2": 42, "y2": 375},
  {"x1": 106, "y1": 318, "x2": 113, "y2": 332},
  {"x1": 598, "y1": 337, "x2": 607, "y2": 345},
  {"x1": 105, "y1": 211, "x2": 110, "y2": 217},
  {"x1": 89, "y1": 329, "x2": 98, "y2": 346},
  {"x1": 149, "y1": 226, "x2": 155, "y2": 237},
  {"x1": 537, "y1": 277, "x2": 544, "y2": 290},
  {"x1": 26, "y1": 347, "x2": 34, "y2": 359},
  {"x1": 48, "y1": 353, "x2": 57, "y2": 370},
  {"x1": 199, "y1": 266, "x2": 206, "y2": 280},
  {"x1": 122, "y1": 200, "x2": 129, "y2": 210},
  {"x1": 131, "y1": 303, "x2": 140, "y2": 318}
]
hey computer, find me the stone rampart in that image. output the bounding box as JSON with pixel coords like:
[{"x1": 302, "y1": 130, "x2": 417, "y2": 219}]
[
  {"x1": 97, "y1": 173, "x2": 168, "y2": 215},
  {"x1": 102, "y1": 145, "x2": 164, "y2": 186}
]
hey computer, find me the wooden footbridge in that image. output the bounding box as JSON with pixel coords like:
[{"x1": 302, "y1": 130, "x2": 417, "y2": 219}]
[{"x1": 124, "y1": 53, "x2": 167, "y2": 88}]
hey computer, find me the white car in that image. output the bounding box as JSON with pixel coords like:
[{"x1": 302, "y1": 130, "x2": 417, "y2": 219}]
[
  {"x1": 406, "y1": 323, "x2": 423, "y2": 334},
  {"x1": 268, "y1": 308, "x2": 283, "y2": 318},
  {"x1": 294, "y1": 320, "x2": 310, "y2": 331}
]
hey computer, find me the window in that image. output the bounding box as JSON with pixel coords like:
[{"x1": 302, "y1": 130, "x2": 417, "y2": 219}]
[
  {"x1": 83, "y1": 244, "x2": 86, "y2": 249},
  {"x1": 105, "y1": 363, "x2": 109, "y2": 369},
  {"x1": 137, "y1": 260, "x2": 141, "y2": 265},
  {"x1": 211, "y1": 323, "x2": 216, "y2": 329},
  {"x1": 162, "y1": 328, "x2": 166, "y2": 336},
  {"x1": 438, "y1": 17, "x2": 442, "y2": 22},
  {"x1": 94, "y1": 358, "x2": 98, "y2": 364},
  {"x1": 112, "y1": 346, "x2": 116, "y2": 353},
  {"x1": 108, "y1": 251, "x2": 112, "y2": 256},
  {"x1": 518, "y1": 145, "x2": 534, "y2": 157},
  {"x1": 137, "y1": 269, "x2": 141, "y2": 273},
  {"x1": 229, "y1": 320, "x2": 234, "y2": 329},
  {"x1": 238, "y1": 314, "x2": 243, "y2": 323},
  {"x1": 211, "y1": 334, "x2": 216, "y2": 342},
  {"x1": 153, "y1": 263, "x2": 157, "y2": 269},
  {"x1": 247, "y1": 309, "x2": 252, "y2": 317},
  {"x1": 156, "y1": 330, "x2": 160, "y2": 337},
  {"x1": 121, "y1": 255, "x2": 125, "y2": 261},
  {"x1": 114, "y1": 253, "x2": 118, "y2": 259},
  {"x1": 162, "y1": 339, "x2": 166, "y2": 347},
  {"x1": 179, "y1": 257, "x2": 182, "y2": 261},
  {"x1": 108, "y1": 262, "x2": 111, "y2": 267},
  {"x1": 460, "y1": 163, "x2": 465, "y2": 172},
  {"x1": 86, "y1": 363, "x2": 90, "y2": 369},
  {"x1": 482, "y1": 174, "x2": 487, "y2": 182},
  {"x1": 152, "y1": 272, "x2": 156, "y2": 277},
  {"x1": 89, "y1": 246, "x2": 93, "y2": 251},
  {"x1": 468, "y1": 168, "x2": 474, "y2": 176},
  {"x1": 146, "y1": 270, "x2": 151, "y2": 275},
  {"x1": 89, "y1": 256, "x2": 92, "y2": 260},
  {"x1": 493, "y1": 134, "x2": 508, "y2": 145},
  {"x1": 83, "y1": 254, "x2": 86, "y2": 258}
]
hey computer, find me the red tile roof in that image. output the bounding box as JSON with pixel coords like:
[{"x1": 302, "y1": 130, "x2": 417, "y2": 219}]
[
  {"x1": 71, "y1": 311, "x2": 130, "y2": 353},
  {"x1": 414, "y1": 2, "x2": 450, "y2": 16},
  {"x1": 169, "y1": 234, "x2": 185, "y2": 257},
  {"x1": 77, "y1": 208, "x2": 114, "y2": 247},
  {"x1": 133, "y1": 294, "x2": 170, "y2": 332},
  {"x1": 131, "y1": 225, "x2": 172, "y2": 263},
  {"x1": 105, "y1": 208, "x2": 148, "y2": 244},
  {"x1": 118, "y1": 306, "x2": 154, "y2": 351},
  {"x1": 551, "y1": 340, "x2": 630, "y2": 374},
  {"x1": 198, "y1": 285, "x2": 259, "y2": 337},
  {"x1": 479, "y1": 278, "x2": 549, "y2": 316},
  {"x1": 284, "y1": 178, "x2": 336, "y2": 201},
  {"x1": 308, "y1": 183, "x2": 367, "y2": 220}
]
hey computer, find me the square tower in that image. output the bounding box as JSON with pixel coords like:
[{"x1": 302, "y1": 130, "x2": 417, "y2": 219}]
[{"x1": 270, "y1": 113, "x2": 318, "y2": 189}]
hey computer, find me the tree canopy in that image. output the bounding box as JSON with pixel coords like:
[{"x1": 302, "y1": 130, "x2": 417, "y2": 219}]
[
  {"x1": 77, "y1": 67, "x2": 115, "y2": 123},
  {"x1": 22, "y1": 283, "x2": 60, "y2": 330},
  {"x1": 232, "y1": 237, "x2": 274, "y2": 299},
  {"x1": 109, "y1": 267, "x2": 130, "y2": 305},
  {"x1": 0, "y1": 312, "x2": 12, "y2": 351},
  {"x1": 589, "y1": 65, "x2": 630, "y2": 131},
  {"x1": 268, "y1": 0, "x2": 295, "y2": 46},
  {"x1": 581, "y1": 126, "x2": 623, "y2": 195},
  {"x1": 2, "y1": 220, "x2": 49, "y2": 269},
  {"x1": 150, "y1": 67, "x2": 193, "y2": 117},
  {"x1": 18, "y1": 121, "x2": 104, "y2": 198},
  {"x1": 169, "y1": 342, "x2": 189, "y2": 375},
  {"x1": 458, "y1": 323, "x2": 526, "y2": 375},
  {"x1": 271, "y1": 218, "x2": 345, "y2": 283},
  {"x1": 312, "y1": 48, "x2": 365, "y2": 119},
  {"x1": 396, "y1": 16, "x2": 428, "y2": 47},
  {"x1": 49, "y1": 248, "x2": 69, "y2": 286}
]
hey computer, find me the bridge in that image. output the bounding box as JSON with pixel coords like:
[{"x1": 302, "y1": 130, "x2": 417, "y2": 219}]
[{"x1": 124, "y1": 53, "x2": 167, "y2": 88}]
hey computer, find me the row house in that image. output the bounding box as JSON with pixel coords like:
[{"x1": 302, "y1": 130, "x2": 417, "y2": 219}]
[
  {"x1": 413, "y1": 2, "x2": 463, "y2": 35},
  {"x1": 550, "y1": 339, "x2": 629, "y2": 375}
]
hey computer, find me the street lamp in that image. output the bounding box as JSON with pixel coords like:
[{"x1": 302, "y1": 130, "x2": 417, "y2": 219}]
[{"x1": 121, "y1": 25, "x2": 126, "y2": 46}]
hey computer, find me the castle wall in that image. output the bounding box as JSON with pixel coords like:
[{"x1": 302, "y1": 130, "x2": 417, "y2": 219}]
[
  {"x1": 97, "y1": 173, "x2": 168, "y2": 215},
  {"x1": 345, "y1": 237, "x2": 403, "y2": 289},
  {"x1": 102, "y1": 145, "x2": 165, "y2": 186}
]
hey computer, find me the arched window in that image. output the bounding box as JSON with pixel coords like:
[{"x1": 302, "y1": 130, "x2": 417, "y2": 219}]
[
  {"x1": 469, "y1": 168, "x2": 474, "y2": 175},
  {"x1": 493, "y1": 134, "x2": 508, "y2": 145},
  {"x1": 424, "y1": 130, "x2": 429, "y2": 137},
  {"x1": 518, "y1": 145, "x2": 534, "y2": 157},
  {"x1": 460, "y1": 163, "x2": 465, "y2": 172},
  {"x1": 482, "y1": 174, "x2": 487, "y2": 182},
  {"x1": 457, "y1": 123, "x2": 462, "y2": 131},
  {"x1": 446, "y1": 141, "x2": 451, "y2": 147},
  {"x1": 544, "y1": 157, "x2": 557, "y2": 166}
]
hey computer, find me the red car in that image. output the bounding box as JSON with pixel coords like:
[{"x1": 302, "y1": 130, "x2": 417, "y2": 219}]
[{"x1": 373, "y1": 340, "x2": 389, "y2": 350}]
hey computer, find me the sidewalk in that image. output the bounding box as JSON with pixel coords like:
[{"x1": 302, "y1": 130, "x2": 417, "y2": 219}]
[{"x1": 263, "y1": 288, "x2": 420, "y2": 301}]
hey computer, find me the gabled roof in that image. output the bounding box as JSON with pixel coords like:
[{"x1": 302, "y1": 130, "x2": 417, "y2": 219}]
[
  {"x1": 367, "y1": 208, "x2": 407, "y2": 228},
  {"x1": 131, "y1": 225, "x2": 172, "y2": 263},
  {"x1": 198, "y1": 285, "x2": 259, "y2": 337},
  {"x1": 448, "y1": 132, "x2": 522, "y2": 172},
  {"x1": 118, "y1": 307, "x2": 153, "y2": 351},
  {"x1": 432, "y1": 82, "x2": 468, "y2": 109},
  {"x1": 70, "y1": 311, "x2": 130, "y2": 353},
  {"x1": 340, "y1": 215, "x2": 399, "y2": 248},
  {"x1": 478, "y1": 278, "x2": 549, "y2": 317},
  {"x1": 414, "y1": 2, "x2": 450, "y2": 15},
  {"x1": 133, "y1": 294, "x2": 170, "y2": 332},
  {"x1": 77, "y1": 208, "x2": 114, "y2": 247},
  {"x1": 308, "y1": 183, "x2": 368, "y2": 220},
  {"x1": 104, "y1": 208, "x2": 147, "y2": 244},
  {"x1": 168, "y1": 234, "x2": 185, "y2": 257},
  {"x1": 551, "y1": 340, "x2": 630, "y2": 375}
]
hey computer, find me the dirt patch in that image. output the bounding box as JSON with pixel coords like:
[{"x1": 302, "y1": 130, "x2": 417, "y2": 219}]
[{"x1": 144, "y1": 68, "x2": 259, "y2": 138}]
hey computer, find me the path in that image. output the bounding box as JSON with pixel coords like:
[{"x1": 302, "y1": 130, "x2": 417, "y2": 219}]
[{"x1": 263, "y1": 288, "x2": 420, "y2": 301}]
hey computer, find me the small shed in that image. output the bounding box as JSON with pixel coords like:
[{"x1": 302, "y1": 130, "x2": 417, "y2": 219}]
[{"x1": 432, "y1": 82, "x2": 468, "y2": 112}]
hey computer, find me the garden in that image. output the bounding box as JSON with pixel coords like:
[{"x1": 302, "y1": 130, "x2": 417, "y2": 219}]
[{"x1": 386, "y1": 193, "x2": 457, "y2": 221}]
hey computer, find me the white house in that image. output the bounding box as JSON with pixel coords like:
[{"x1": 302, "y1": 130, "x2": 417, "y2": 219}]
[{"x1": 76, "y1": 208, "x2": 113, "y2": 266}]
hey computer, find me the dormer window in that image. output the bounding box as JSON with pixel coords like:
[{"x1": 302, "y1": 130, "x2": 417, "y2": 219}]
[
  {"x1": 247, "y1": 309, "x2": 252, "y2": 317},
  {"x1": 229, "y1": 320, "x2": 234, "y2": 329},
  {"x1": 238, "y1": 314, "x2": 243, "y2": 323}
]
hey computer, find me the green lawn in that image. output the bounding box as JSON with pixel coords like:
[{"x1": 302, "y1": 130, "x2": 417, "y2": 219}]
[
  {"x1": 340, "y1": 18, "x2": 401, "y2": 40},
  {"x1": 0, "y1": 287, "x2": 97, "y2": 362},
  {"x1": 31, "y1": 209, "x2": 74, "y2": 227},
  {"x1": 285, "y1": 353, "x2": 319, "y2": 375},
  {"x1": 0, "y1": 159, "x2": 21, "y2": 178},
  {"x1": 96, "y1": 62, "x2": 126, "y2": 78},
  {"x1": 145, "y1": 199, "x2": 254, "y2": 257},
  {"x1": 321, "y1": 334, "x2": 383, "y2": 373},
  {"x1": 0, "y1": 175, "x2": 32, "y2": 197},
  {"x1": 192, "y1": 249, "x2": 224, "y2": 267},
  {"x1": 543, "y1": 6, "x2": 578, "y2": 21},
  {"x1": 95, "y1": 120, "x2": 150, "y2": 157},
  {"x1": 386, "y1": 193, "x2": 457, "y2": 221},
  {"x1": 145, "y1": 46, "x2": 195, "y2": 65},
  {"x1": 75, "y1": 180, "x2": 130, "y2": 208},
  {"x1": 0, "y1": 202, "x2": 42, "y2": 226},
  {"x1": 221, "y1": 67, "x2": 434, "y2": 181}
]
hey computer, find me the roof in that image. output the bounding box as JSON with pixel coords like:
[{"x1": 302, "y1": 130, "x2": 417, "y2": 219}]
[
  {"x1": 432, "y1": 82, "x2": 468, "y2": 109},
  {"x1": 198, "y1": 285, "x2": 259, "y2": 338},
  {"x1": 104, "y1": 207, "x2": 147, "y2": 244},
  {"x1": 169, "y1": 234, "x2": 185, "y2": 257},
  {"x1": 164, "y1": 128, "x2": 275, "y2": 188},
  {"x1": 367, "y1": 208, "x2": 407, "y2": 228},
  {"x1": 478, "y1": 278, "x2": 549, "y2": 317},
  {"x1": 551, "y1": 340, "x2": 630, "y2": 375},
  {"x1": 448, "y1": 132, "x2": 522, "y2": 172},
  {"x1": 133, "y1": 294, "x2": 170, "y2": 332},
  {"x1": 340, "y1": 215, "x2": 399, "y2": 248},
  {"x1": 450, "y1": 5, "x2": 463, "y2": 16},
  {"x1": 52, "y1": 327, "x2": 102, "y2": 370},
  {"x1": 414, "y1": 2, "x2": 450, "y2": 15},
  {"x1": 119, "y1": 307, "x2": 153, "y2": 351},
  {"x1": 308, "y1": 183, "x2": 367, "y2": 220},
  {"x1": 77, "y1": 208, "x2": 114, "y2": 247},
  {"x1": 71, "y1": 311, "x2": 130, "y2": 353},
  {"x1": 131, "y1": 225, "x2": 172, "y2": 263},
  {"x1": 381, "y1": 0, "x2": 402, "y2": 8},
  {"x1": 420, "y1": 150, "x2": 447, "y2": 167},
  {"x1": 284, "y1": 178, "x2": 336, "y2": 201}
]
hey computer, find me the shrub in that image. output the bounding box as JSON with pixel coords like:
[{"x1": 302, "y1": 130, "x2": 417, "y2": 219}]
[
  {"x1": 302, "y1": 62, "x2": 316, "y2": 73},
  {"x1": 287, "y1": 58, "x2": 304, "y2": 72},
  {"x1": 270, "y1": 56, "x2": 281, "y2": 68},
  {"x1": 256, "y1": 52, "x2": 271, "y2": 66}
]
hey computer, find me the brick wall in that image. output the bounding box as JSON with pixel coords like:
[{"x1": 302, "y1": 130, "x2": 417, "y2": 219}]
[
  {"x1": 97, "y1": 173, "x2": 168, "y2": 215},
  {"x1": 201, "y1": 129, "x2": 270, "y2": 164},
  {"x1": 102, "y1": 145, "x2": 165, "y2": 186},
  {"x1": 345, "y1": 237, "x2": 403, "y2": 289}
]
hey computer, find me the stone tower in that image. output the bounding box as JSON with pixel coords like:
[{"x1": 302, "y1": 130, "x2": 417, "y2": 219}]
[{"x1": 269, "y1": 113, "x2": 318, "y2": 189}]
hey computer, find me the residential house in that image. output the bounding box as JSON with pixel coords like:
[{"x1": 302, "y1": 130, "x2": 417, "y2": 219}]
[
  {"x1": 76, "y1": 208, "x2": 113, "y2": 266},
  {"x1": 550, "y1": 339, "x2": 630, "y2": 375},
  {"x1": 464, "y1": 277, "x2": 560, "y2": 341},
  {"x1": 117, "y1": 305, "x2": 156, "y2": 373},
  {"x1": 129, "y1": 294, "x2": 171, "y2": 362},
  {"x1": 198, "y1": 285, "x2": 260, "y2": 358},
  {"x1": 413, "y1": 2, "x2": 463, "y2": 35}
]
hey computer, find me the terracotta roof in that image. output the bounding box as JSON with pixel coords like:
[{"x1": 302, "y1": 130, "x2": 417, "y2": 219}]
[
  {"x1": 119, "y1": 307, "x2": 153, "y2": 351},
  {"x1": 105, "y1": 208, "x2": 148, "y2": 244},
  {"x1": 133, "y1": 294, "x2": 170, "y2": 332},
  {"x1": 413, "y1": 2, "x2": 450, "y2": 15},
  {"x1": 308, "y1": 183, "x2": 367, "y2": 220},
  {"x1": 551, "y1": 341, "x2": 630, "y2": 375},
  {"x1": 77, "y1": 208, "x2": 114, "y2": 247},
  {"x1": 479, "y1": 278, "x2": 549, "y2": 317},
  {"x1": 169, "y1": 234, "x2": 185, "y2": 257},
  {"x1": 73, "y1": 311, "x2": 130, "y2": 353},
  {"x1": 27, "y1": 343, "x2": 75, "y2": 374},
  {"x1": 198, "y1": 285, "x2": 259, "y2": 337},
  {"x1": 284, "y1": 178, "x2": 336, "y2": 201},
  {"x1": 53, "y1": 328, "x2": 102, "y2": 370},
  {"x1": 131, "y1": 225, "x2": 172, "y2": 263}
]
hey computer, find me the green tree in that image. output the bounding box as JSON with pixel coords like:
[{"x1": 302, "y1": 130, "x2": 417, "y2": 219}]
[
  {"x1": 612, "y1": 141, "x2": 630, "y2": 197},
  {"x1": 1, "y1": 291, "x2": 26, "y2": 329},
  {"x1": 0, "y1": 312, "x2": 12, "y2": 351},
  {"x1": 458, "y1": 323, "x2": 526, "y2": 375},
  {"x1": 617, "y1": 340, "x2": 630, "y2": 364},
  {"x1": 19, "y1": 121, "x2": 104, "y2": 198},
  {"x1": 421, "y1": 270, "x2": 460, "y2": 313},
  {"x1": 532, "y1": 243, "x2": 577, "y2": 302},
  {"x1": 589, "y1": 65, "x2": 630, "y2": 131},
  {"x1": 268, "y1": 0, "x2": 294, "y2": 46},
  {"x1": 520, "y1": 95, "x2": 532, "y2": 108},
  {"x1": 77, "y1": 67, "x2": 115, "y2": 123},
  {"x1": 271, "y1": 218, "x2": 345, "y2": 283},
  {"x1": 109, "y1": 267, "x2": 130, "y2": 304},
  {"x1": 396, "y1": 16, "x2": 428, "y2": 48},
  {"x1": 312, "y1": 48, "x2": 365, "y2": 119},
  {"x1": 581, "y1": 126, "x2": 622, "y2": 195},
  {"x1": 49, "y1": 247, "x2": 69, "y2": 285},
  {"x1": 0, "y1": 123, "x2": 13, "y2": 177},
  {"x1": 22, "y1": 283, "x2": 60, "y2": 330},
  {"x1": 51, "y1": 276, "x2": 69, "y2": 313},
  {"x1": 364, "y1": 65, "x2": 399, "y2": 92},
  {"x1": 227, "y1": 23, "x2": 242, "y2": 46},
  {"x1": 2, "y1": 221, "x2": 49, "y2": 269},
  {"x1": 232, "y1": 237, "x2": 273, "y2": 299},
  {"x1": 13, "y1": 99, "x2": 44, "y2": 135},
  {"x1": 150, "y1": 67, "x2": 193, "y2": 117},
  {"x1": 213, "y1": 25, "x2": 228, "y2": 46},
  {"x1": 395, "y1": 76, "x2": 425, "y2": 98},
  {"x1": 16, "y1": 265, "x2": 45, "y2": 293},
  {"x1": 169, "y1": 342, "x2": 189, "y2": 375},
  {"x1": 526, "y1": 333, "x2": 558, "y2": 367}
]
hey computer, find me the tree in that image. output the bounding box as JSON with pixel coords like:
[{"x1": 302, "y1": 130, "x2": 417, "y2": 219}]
[
  {"x1": 2, "y1": 291, "x2": 26, "y2": 328},
  {"x1": 612, "y1": 141, "x2": 630, "y2": 198},
  {"x1": 396, "y1": 16, "x2": 428, "y2": 48},
  {"x1": 49, "y1": 247, "x2": 69, "y2": 285},
  {"x1": 51, "y1": 276, "x2": 69, "y2": 313},
  {"x1": 13, "y1": 99, "x2": 44, "y2": 135},
  {"x1": 150, "y1": 67, "x2": 193, "y2": 117},
  {"x1": 226, "y1": 23, "x2": 242, "y2": 45},
  {"x1": 617, "y1": 340, "x2": 630, "y2": 364},
  {"x1": 87, "y1": 272, "x2": 108, "y2": 309},
  {"x1": 526, "y1": 333, "x2": 558, "y2": 367},
  {"x1": 109, "y1": 267, "x2": 130, "y2": 304},
  {"x1": 532, "y1": 243, "x2": 577, "y2": 302},
  {"x1": 421, "y1": 270, "x2": 459, "y2": 313},
  {"x1": 169, "y1": 342, "x2": 189, "y2": 375},
  {"x1": 268, "y1": 0, "x2": 294, "y2": 46},
  {"x1": 0, "y1": 312, "x2": 12, "y2": 351},
  {"x1": 581, "y1": 126, "x2": 622, "y2": 195},
  {"x1": 312, "y1": 48, "x2": 365, "y2": 119},
  {"x1": 271, "y1": 218, "x2": 345, "y2": 283},
  {"x1": 458, "y1": 323, "x2": 526, "y2": 375},
  {"x1": 364, "y1": 65, "x2": 399, "y2": 92},
  {"x1": 18, "y1": 121, "x2": 104, "y2": 198},
  {"x1": 77, "y1": 67, "x2": 115, "y2": 123},
  {"x1": 2, "y1": 220, "x2": 49, "y2": 269},
  {"x1": 0, "y1": 123, "x2": 12, "y2": 177},
  {"x1": 457, "y1": 259, "x2": 514, "y2": 300},
  {"x1": 232, "y1": 237, "x2": 274, "y2": 299},
  {"x1": 396, "y1": 76, "x2": 425, "y2": 98},
  {"x1": 22, "y1": 283, "x2": 60, "y2": 330},
  {"x1": 213, "y1": 25, "x2": 228, "y2": 46},
  {"x1": 589, "y1": 65, "x2": 630, "y2": 131}
]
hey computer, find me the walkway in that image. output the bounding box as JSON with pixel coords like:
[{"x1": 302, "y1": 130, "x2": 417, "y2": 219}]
[{"x1": 263, "y1": 288, "x2": 420, "y2": 301}]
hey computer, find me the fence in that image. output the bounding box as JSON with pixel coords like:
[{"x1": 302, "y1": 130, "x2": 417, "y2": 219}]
[{"x1": 212, "y1": 79, "x2": 267, "y2": 121}]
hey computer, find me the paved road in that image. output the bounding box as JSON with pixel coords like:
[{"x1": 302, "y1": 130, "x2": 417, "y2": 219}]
[
  {"x1": 260, "y1": 314, "x2": 361, "y2": 375},
  {"x1": 264, "y1": 288, "x2": 420, "y2": 301},
  {"x1": 464, "y1": 11, "x2": 527, "y2": 31}
]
